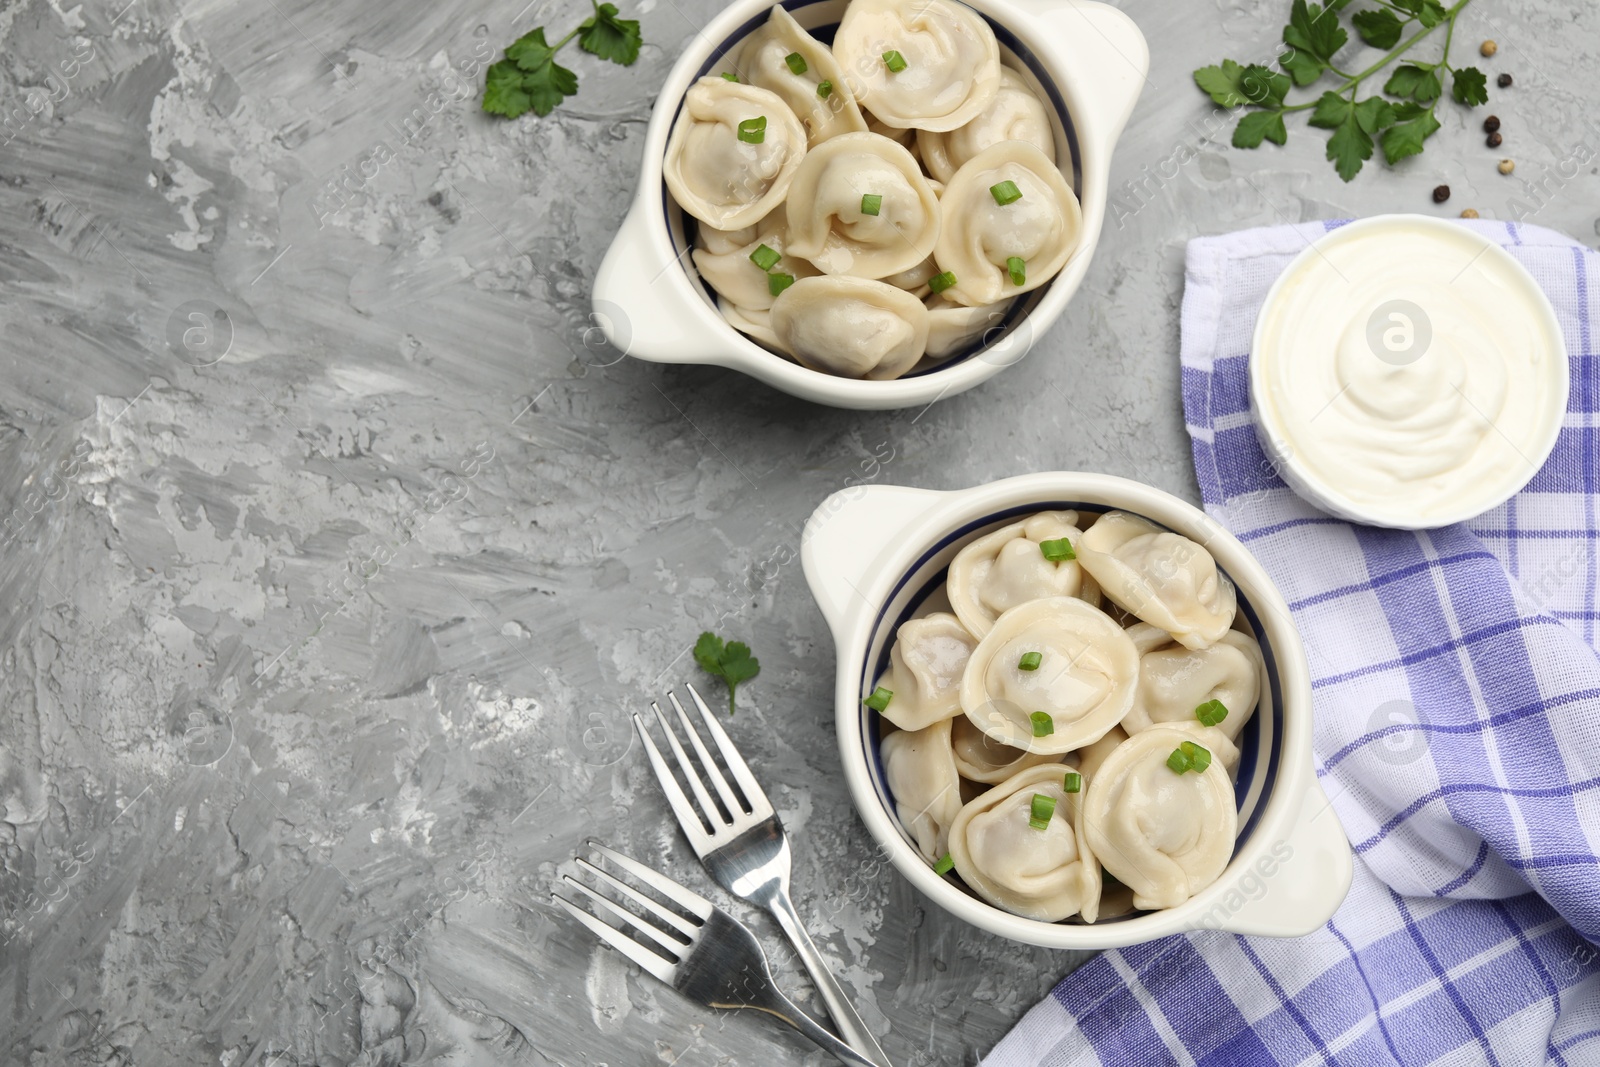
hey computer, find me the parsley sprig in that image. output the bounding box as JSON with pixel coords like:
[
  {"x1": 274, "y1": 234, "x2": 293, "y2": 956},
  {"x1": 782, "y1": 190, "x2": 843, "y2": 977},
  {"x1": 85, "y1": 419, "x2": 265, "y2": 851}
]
[
  {"x1": 483, "y1": 1, "x2": 643, "y2": 119},
  {"x1": 693, "y1": 631, "x2": 761, "y2": 715},
  {"x1": 1194, "y1": 0, "x2": 1486, "y2": 182}
]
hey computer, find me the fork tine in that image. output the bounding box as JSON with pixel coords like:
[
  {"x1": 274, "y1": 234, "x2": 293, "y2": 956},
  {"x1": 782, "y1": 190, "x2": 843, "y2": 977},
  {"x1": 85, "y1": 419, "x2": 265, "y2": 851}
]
[
  {"x1": 685, "y1": 683, "x2": 774, "y2": 818},
  {"x1": 648, "y1": 701, "x2": 726, "y2": 828},
  {"x1": 573, "y1": 857, "x2": 699, "y2": 940},
  {"x1": 554, "y1": 895, "x2": 677, "y2": 984},
  {"x1": 563, "y1": 871, "x2": 688, "y2": 955},
  {"x1": 587, "y1": 840, "x2": 714, "y2": 920},
  {"x1": 633, "y1": 713, "x2": 714, "y2": 851},
  {"x1": 667, "y1": 691, "x2": 747, "y2": 818}
]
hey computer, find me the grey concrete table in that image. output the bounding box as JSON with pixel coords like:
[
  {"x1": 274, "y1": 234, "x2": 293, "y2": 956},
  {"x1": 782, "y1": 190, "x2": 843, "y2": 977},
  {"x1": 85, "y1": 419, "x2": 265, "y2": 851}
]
[{"x1": 1, "y1": 0, "x2": 1595, "y2": 1063}]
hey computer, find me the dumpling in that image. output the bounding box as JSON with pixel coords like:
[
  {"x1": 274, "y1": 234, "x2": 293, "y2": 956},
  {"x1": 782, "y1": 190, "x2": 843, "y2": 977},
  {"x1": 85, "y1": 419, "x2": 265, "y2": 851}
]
[
  {"x1": 664, "y1": 77, "x2": 807, "y2": 229},
  {"x1": 881, "y1": 720, "x2": 962, "y2": 863},
  {"x1": 947, "y1": 511, "x2": 1088, "y2": 638},
  {"x1": 948, "y1": 762, "x2": 1100, "y2": 921},
  {"x1": 883, "y1": 255, "x2": 938, "y2": 296},
  {"x1": 769, "y1": 276, "x2": 929, "y2": 379},
  {"x1": 734, "y1": 6, "x2": 867, "y2": 147},
  {"x1": 1126, "y1": 629, "x2": 1264, "y2": 741},
  {"x1": 1082, "y1": 726, "x2": 1238, "y2": 910},
  {"x1": 1073, "y1": 723, "x2": 1126, "y2": 783},
  {"x1": 925, "y1": 295, "x2": 1008, "y2": 360},
  {"x1": 783, "y1": 132, "x2": 940, "y2": 278},
  {"x1": 718, "y1": 297, "x2": 787, "y2": 352},
  {"x1": 934, "y1": 141, "x2": 1082, "y2": 307},
  {"x1": 917, "y1": 67, "x2": 1056, "y2": 183},
  {"x1": 1077, "y1": 511, "x2": 1238, "y2": 650},
  {"x1": 832, "y1": 0, "x2": 1001, "y2": 132},
  {"x1": 959, "y1": 597, "x2": 1139, "y2": 755},
  {"x1": 692, "y1": 206, "x2": 819, "y2": 311},
  {"x1": 949, "y1": 713, "x2": 1064, "y2": 784},
  {"x1": 698, "y1": 219, "x2": 762, "y2": 255},
  {"x1": 875, "y1": 612, "x2": 977, "y2": 731}
]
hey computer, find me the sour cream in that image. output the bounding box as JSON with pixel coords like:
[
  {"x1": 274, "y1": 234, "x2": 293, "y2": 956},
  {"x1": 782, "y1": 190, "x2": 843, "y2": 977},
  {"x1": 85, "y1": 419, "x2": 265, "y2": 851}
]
[{"x1": 1249, "y1": 215, "x2": 1568, "y2": 529}]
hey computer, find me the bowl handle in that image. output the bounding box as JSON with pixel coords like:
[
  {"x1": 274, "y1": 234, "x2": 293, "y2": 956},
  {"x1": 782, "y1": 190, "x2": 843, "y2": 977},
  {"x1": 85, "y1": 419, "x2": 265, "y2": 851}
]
[
  {"x1": 1207, "y1": 781, "x2": 1354, "y2": 938},
  {"x1": 1015, "y1": 0, "x2": 1148, "y2": 158},
  {"x1": 592, "y1": 196, "x2": 723, "y2": 366},
  {"x1": 801, "y1": 483, "x2": 946, "y2": 639}
]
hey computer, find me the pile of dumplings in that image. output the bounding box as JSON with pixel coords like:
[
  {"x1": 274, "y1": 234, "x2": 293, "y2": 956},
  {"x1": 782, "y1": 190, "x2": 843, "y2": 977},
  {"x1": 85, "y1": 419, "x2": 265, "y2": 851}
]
[
  {"x1": 873, "y1": 509, "x2": 1265, "y2": 923},
  {"x1": 664, "y1": 0, "x2": 1082, "y2": 381}
]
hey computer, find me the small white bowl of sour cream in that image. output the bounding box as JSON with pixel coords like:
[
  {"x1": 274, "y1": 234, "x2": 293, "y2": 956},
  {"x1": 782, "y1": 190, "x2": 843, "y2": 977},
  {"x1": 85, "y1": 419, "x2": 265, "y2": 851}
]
[{"x1": 1250, "y1": 214, "x2": 1569, "y2": 530}]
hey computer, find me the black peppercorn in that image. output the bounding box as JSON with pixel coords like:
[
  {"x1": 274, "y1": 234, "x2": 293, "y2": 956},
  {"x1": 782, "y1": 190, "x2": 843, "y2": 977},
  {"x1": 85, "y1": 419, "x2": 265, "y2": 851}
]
[
  {"x1": 1487, "y1": 131, "x2": 1503, "y2": 147},
  {"x1": 1498, "y1": 73, "x2": 1513, "y2": 88},
  {"x1": 1484, "y1": 115, "x2": 1501, "y2": 133},
  {"x1": 1432, "y1": 184, "x2": 1451, "y2": 203}
]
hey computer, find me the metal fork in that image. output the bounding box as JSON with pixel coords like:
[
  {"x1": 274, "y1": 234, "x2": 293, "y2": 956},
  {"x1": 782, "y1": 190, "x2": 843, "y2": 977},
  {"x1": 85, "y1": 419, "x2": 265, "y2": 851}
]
[
  {"x1": 634, "y1": 684, "x2": 892, "y2": 1067},
  {"x1": 555, "y1": 841, "x2": 877, "y2": 1067}
]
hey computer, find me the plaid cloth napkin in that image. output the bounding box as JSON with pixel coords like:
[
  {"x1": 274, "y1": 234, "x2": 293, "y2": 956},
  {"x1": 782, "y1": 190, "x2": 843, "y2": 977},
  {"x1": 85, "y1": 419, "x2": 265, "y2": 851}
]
[{"x1": 985, "y1": 220, "x2": 1600, "y2": 1067}]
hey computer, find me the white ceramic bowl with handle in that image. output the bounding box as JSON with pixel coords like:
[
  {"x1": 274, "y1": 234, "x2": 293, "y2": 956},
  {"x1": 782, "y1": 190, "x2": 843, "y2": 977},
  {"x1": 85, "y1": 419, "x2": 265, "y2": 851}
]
[
  {"x1": 591, "y1": 0, "x2": 1148, "y2": 410},
  {"x1": 800, "y1": 472, "x2": 1353, "y2": 948}
]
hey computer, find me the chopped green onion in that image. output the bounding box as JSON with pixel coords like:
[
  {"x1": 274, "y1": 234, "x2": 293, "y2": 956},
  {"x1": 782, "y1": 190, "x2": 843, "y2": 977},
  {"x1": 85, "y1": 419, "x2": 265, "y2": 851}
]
[
  {"x1": 933, "y1": 852, "x2": 954, "y2": 875},
  {"x1": 1063, "y1": 771, "x2": 1082, "y2": 793},
  {"x1": 1166, "y1": 747, "x2": 1191, "y2": 773},
  {"x1": 882, "y1": 50, "x2": 908, "y2": 73},
  {"x1": 1028, "y1": 793, "x2": 1057, "y2": 830},
  {"x1": 1017, "y1": 651, "x2": 1042, "y2": 671},
  {"x1": 749, "y1": 243, "x2": 782, "y2": 271},
  {"x1": 1039, "y1": 537, "x2": 1076, "y2": 561},
  {"x1": 1182, "y1": 740, "x2": 1213, "y2": 774},
  {"x1": 767, "y1": 271, "x2": 796, "y2": 297},
  {"x1": 784, "y1": 51, "x2": 808, "y2": 75},
  {"x1": 1195, "y1": 699, "x2": 1229, "y2": 728},
  {"x1": 863, "y1": 685, "x2": 893, "y2": 712},
  {"x1": 737, "y1": 116, "x2": 767, "y2": 144},
  {"x1": 860, "y1": 193, "x2": 883, "y2": 217},
  {"x1": 990, "y1": 180, "x2": 1023, "y2": 205},
  {"x1": 817, "y1": 79, "x2": 834, "y2": 99},
  {"x1": 928, "y1": 271, "x2": 957, "y2": 294},
  {"x1": 1030, "y1": 711, "x2": 1054, "y2": 737},
  {"x1": 721, "y1": 71, "x2": 739, "y2": 82},
  {"x1": 1006, "y1": 256, "x2": 1026, "y2": 286}
]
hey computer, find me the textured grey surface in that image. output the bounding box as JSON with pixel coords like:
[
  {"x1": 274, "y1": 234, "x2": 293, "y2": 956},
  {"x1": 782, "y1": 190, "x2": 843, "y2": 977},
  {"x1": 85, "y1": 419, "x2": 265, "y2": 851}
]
[{"x1": 1, "y1": 0, "x2": 1597, "y2": 1063}]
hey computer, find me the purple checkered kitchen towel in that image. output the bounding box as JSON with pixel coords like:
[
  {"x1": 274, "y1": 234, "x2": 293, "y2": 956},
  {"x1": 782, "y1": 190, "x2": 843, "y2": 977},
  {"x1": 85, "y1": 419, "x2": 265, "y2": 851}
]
[{"x1": 985, "y1": 220, "x2": 1600, "y2": 1067}]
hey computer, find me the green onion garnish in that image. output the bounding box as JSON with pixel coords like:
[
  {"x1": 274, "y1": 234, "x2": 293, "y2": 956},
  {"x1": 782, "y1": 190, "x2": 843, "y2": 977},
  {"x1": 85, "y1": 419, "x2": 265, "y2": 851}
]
[
  {"x1": 860, "y1": 193, "x2": 883, "y2": 217},
  {"x1": 1030, "y1": 711, "x2": 1054, "y2": 737},
  {"x1": 1182, "y1": 740, "x2": 1212, "y2": 774},
  {"x1": 767, "y1": 271, "x2": 796, "y2": 297},
  {"x1": 1195, "y1": 699, "x2": 1229, "y2": 728},
  {"x1": 928, "y1": 271, "x2": 957, "y2": 294},
  {"x1": 1039, "y1": 537, "x2": 1076, "y2": 561},
  {"x1": 750, "y1": 243, "x2": 782, "y2": 271},
  {"x1": 817, "y1": 79, "x2": 833, "y2": 99},
  {"x1": 1028, "y1": 793, "x2": 1057, "y2": 830},
  {"x1": 1166, "y1": 747, "x2": 1190, "y2": 773},
  {"x1": 721, "y1": 71, "x2": 739, "y2": 82},
  {"x1": 1017, "y1": 651, "x2": 1042, "y2": 671},
  {"x1": 1007, "y1": 256, "x2": 1026, "y2": 286},
  {"x1": 990, "y1": 180, "x2": 1023, "y2": 205},
  {"x1": 933, "y1": 852, "x2": 954, "y2": 875},
  {"x1": 737, "y1": 116, "x2": 767, "y2": 144},
  {"x1": 883, "y1": 50, "x2": 908, "y2": 73},
  {"x1": 1063, "y1": 771, "x2": 1082, "y2": 793},
  {"x1": 785, "y1": 51, "x2": 808, "y2": 75},
  {"x1": 863, "y1": 686, "x2": 893, "y2": 712}
]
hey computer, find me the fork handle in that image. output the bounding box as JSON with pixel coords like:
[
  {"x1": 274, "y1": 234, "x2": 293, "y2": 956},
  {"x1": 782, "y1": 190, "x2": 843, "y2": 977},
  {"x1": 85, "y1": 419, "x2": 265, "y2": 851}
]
[
  {"x1": 766, "y1": 892, "x2": 893, "y2": 1067},
  {"x1": 718, "y1": 985, "x2": 883, "y2": 1067}
]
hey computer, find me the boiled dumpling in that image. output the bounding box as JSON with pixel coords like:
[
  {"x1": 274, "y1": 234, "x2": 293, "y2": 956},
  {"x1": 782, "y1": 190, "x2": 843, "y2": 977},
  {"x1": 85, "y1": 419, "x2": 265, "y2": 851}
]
[
  {"x1": 1082, "y1": 726, "x2": 1238, "y2": 910},
  {"x1": 832, "y1": 0, "x2": 1001, "y2": 132},
  {"x1": 882, "y1": 719, "x2": 962, "y2": 863},
  {"x1": 769, "y1": 276, "x2": 929, "y2": 379},
  {"x1": 876, "y1": 612, "x2": 977, "y2": 731},
  {"x1": 735, "y1": 6, "x2": 867, "y2": 147},
  {"x1": 664, "y1": 77, "x2": 807, "y2": 229},
  {"x1": 949, "y1": 713, "x2": 1064, "y2": 784},
  {"x1": 934, "y1": 141, "x2": 1081, "y2": 306},
  {"x1": 883, "y1": 255, "x2": 938, "y2": 295},
  {"x1": 692, "y1": 206, "x2": 819, "y2": 311},
  {"x1": 783, "y1": 132, "x2": 940, "y2": 278},
  {"x1": 947, "y1": 511, "x2": 1088, "y2": 638},
  {"x1": 959, "y1": 597, "x2": 1138, "y2": 755},
  {"x1": 917, "y1": 67, "x2": 1055, "y2": 183},
  {"x1": 718, "y1": 297, "x2": 787, "y2": 353},
  {"x1": 925, "y1": 295, "x2": 1008, "y2": 360},
  {"x1": 948, "y1": 762, "x2": 1100, "y2": 922},
  {"x1": 1077, "y1": 511, "x2": 1238, "y2": 650},
  {"x1": 1127, "y1": 629, "x2": 1264, "y2": 741}
]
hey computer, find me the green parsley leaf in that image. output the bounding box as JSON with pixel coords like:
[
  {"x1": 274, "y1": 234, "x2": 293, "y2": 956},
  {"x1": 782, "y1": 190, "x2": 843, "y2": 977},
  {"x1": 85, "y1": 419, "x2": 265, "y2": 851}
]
[
  {"x1": 483, "y1": 60, "x2": 538, "y2": 118},
  {"x1": 1386, "y1": 63, "x2": 1442, "y2": 103},
  {"x1": 1327, "y1": 111, "x2": 1374, "y2": 181},
  {"x1": 693, "y1": 631, "x2": 761, "y2": 715},
  {"x1": 1239, "y1": 64, "x2": 1290, "y2": 107},
  {"x1": 1233, "y1": 110, "x2": 1288, "y2": 148},
  {"x1": 579, "y1": 1, "x2": 643, "y2": 66},
  {"x1": 506, "y1": 27, "x2": 557, "y2": 71},
  {"x1": 1351, "y1": 7, "x2": 1402, "y2": 49},
  {"x1": 1194, "y1": 60, "x2": 1250, "y2": 108},
  {"x1": 1353, "y1": 96, "x2": 1397, "y2": 134},
  {"x1": 1380, "y1": 107, "x2": 1441, "y2": 164},
  {"x1": 1279, "y1": 46, "x2": 1324, "y2": 87},
  {"x1": 1285, "y1": 0, "x2": 1347, "y2": 62},
  {"x1": 1395, "y1": 0, "x2": 1447, "y2": 28},
  {"x1": 1306, "y1": 90, "x2": 1351, "y2": 129},
  {"x1": 1451, "y1": 66, "x2": 1489, "y2": 106}
]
